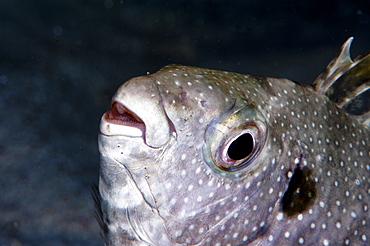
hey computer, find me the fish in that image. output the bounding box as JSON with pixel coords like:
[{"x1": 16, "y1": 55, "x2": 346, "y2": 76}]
[{"x1": 93, "y1": 37, "x2": 370, "y2": 245}]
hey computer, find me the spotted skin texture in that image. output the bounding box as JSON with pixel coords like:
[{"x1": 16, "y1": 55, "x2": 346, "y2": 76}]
[{"x1": 97, "y1": 64, "x2": 370, "y2": 245}]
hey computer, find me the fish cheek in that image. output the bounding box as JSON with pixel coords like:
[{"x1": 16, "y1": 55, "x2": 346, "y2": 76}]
[{"x1": 281, "y1": 167, "x2": 317, "y2": 217}]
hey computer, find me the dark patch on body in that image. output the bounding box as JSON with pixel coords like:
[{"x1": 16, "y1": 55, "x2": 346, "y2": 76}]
[{"x1": 281, "y1": 166, "x2": 317, "y2": 217}]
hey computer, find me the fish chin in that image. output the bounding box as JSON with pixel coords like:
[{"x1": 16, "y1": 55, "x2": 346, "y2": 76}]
[{"x1": 98, "y1": 152, "x2": 179, "y2": 245}]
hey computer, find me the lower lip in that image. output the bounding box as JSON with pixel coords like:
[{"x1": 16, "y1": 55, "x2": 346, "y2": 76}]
[{"x1": 100, "y1": 114, "x2": 144, "y2": 137}]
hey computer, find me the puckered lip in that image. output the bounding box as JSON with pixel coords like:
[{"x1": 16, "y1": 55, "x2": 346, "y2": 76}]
[
  {"x1": 100, "y1": 101, "x2": 145, "y2": 137},
  {"x1": 105, "y1": 101, "x2": 144, "y2": 126}
]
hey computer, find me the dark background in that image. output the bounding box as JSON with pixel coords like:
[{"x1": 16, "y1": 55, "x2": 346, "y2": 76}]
[{"x1": 0, "y1": 0, "x2": 369, "y2": 245}]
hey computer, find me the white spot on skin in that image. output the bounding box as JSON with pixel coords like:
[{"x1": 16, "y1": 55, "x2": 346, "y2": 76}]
[
  {"x1": 277, "y1": 212, "x2": 283, "y2": 221},
  {"x1": 336, "y1": 222, "x2": 342, "y2": 229},
  {"x1": 196, "y1": 167, "x2": 201, "y2": 174},
  {"x1": 298, "y1": 214, "x2": 303, "y2": 221},
  {"x1": 268, "y1": 235, "x2": 273, "y2": 241}
]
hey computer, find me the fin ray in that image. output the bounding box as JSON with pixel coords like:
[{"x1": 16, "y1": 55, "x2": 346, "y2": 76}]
[
  {"x1": 312, "y1": 37, "x2": 355, "y2": 94},
  {"x1": 312, "y1": 38, "x2": 370, "y2": 128}
]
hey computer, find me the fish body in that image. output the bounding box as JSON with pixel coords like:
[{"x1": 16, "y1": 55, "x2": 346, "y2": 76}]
[{"x1": 94, "y1": 38, "x2": 370, "y2": 245}]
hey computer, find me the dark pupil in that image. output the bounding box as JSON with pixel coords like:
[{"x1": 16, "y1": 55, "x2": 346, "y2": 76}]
[{"x1": 227, "y1": 133, "x2": 254, "y2": 160}]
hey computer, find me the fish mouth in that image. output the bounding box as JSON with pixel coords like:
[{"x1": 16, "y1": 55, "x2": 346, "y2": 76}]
[
  {"x1": 105, "y1": 101, "x2": 145, "y2": 127},
  {"x1": 100, "y1": 76, "x2": 172, "y2": 148},
  {"x1": 100, "y1": 101, "x2": 145, "y2": 138}
]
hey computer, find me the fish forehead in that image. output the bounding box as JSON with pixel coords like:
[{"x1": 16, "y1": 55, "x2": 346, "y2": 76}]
[
  {"x1": 100, "y1": 64, "x2": 370, "y2": 245},
  {"x1": 152, "y1": 65, "x2": 254, "y2": 119},
  {"x1": 150, "y1": 65, "x2": 277, "y2": 134},
  {"x1": 152, "y1": 65, "x2": 301, "y2": 125}
]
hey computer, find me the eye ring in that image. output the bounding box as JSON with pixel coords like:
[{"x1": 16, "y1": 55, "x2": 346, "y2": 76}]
[{"x1": 203, "y1": 106, "x2": 267, "y2": 176}]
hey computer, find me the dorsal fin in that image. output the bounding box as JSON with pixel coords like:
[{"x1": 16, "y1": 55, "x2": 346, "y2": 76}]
[{"x1": 312, "y1": 37, "x2": 370, "y2": 128}]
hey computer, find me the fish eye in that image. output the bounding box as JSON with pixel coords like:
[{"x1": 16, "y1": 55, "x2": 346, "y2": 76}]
[
  {"x1": 216, "y1": 125, "x2": 263, "y2": 172},
  {"x1": 204, "y1": 109, "x2": 267, "y2": 174},
  {"x1": 227, "y1": 133, "x2": 254, "y2": 161}
]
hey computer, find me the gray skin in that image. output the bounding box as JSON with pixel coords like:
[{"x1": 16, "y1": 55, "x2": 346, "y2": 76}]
[{"x1": 95, "y1": 38, "x2": 370, "y2": 245}]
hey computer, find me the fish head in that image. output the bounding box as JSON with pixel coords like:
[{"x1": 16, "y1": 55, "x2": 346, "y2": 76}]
[
  {"x1": 98, "y1": 65, "x2": 297, "y2": 245},
  {"x1": 97, "y1": 42, "x2": 370, "y2": 245}
]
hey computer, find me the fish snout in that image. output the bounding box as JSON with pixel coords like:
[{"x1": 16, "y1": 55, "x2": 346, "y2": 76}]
[{"x1": 100, "y1": 76, "x2": 171, "y2": 148}]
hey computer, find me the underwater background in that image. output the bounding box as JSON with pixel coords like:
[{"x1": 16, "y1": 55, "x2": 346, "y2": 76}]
[{"x1": 1, "y1": 1, "x2": 369, "y2": 245}]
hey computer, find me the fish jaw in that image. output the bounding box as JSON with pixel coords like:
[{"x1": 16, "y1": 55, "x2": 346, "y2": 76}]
[{"x1": 98, "y1": 133, "x2": 188, "y2": 245}]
